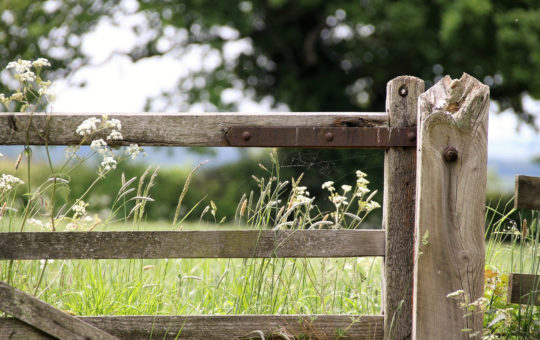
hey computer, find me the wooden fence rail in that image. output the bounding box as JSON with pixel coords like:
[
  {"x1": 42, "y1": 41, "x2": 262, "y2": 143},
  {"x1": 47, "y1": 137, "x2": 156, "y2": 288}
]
[
  {"x1": 0, "y1": 230, "x2": 385, "y2": 259},
  {"x1": 0, "y1": 73, "x2": 489, "y2": 340}
]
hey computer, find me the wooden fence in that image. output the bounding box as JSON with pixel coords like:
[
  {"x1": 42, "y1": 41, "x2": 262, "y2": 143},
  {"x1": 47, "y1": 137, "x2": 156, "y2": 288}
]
[
  {"x1": 0, "y1": 73, "x2": 490, "y2": 339},
  {"x1": 506, "y1": 175, "x2": 540, "y2": 307}
]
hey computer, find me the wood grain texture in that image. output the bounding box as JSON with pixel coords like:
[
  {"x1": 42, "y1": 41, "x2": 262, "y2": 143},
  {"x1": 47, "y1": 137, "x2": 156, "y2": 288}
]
[
  {"x1": 382, "y1": 76, "x2": 424, "y2": 340},
  {"x1": 514, "y1": 175, "x2": 540, "y2": 210},
  {"x1": 0, "y1": 315, "x2": 383, "y2": 339},
  {"x1": 507, "y1": 273, "x2": 540, "y2": 306},
  {"x1": 0, "y1": 230, "x2": 385, "y2": 259},
  {"x1": 0, "y1": 281, "x2": 117, "y2": 340},
  {"x1": 412, "y1": 74, "x2": 489, "y2": 339},
  {"x1": 0, "y1": 112, "x2": 387, "y2": 146}
]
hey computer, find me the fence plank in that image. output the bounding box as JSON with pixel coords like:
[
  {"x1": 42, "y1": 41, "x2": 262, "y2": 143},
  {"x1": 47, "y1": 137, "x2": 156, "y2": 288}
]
[
  {"x1": 413, "y1": 74, "x2": 489, "y2": 339},
  {"x1": 507, "y1": 273, "x2": 540, "y2": 306},
  {"x1": 0, "y1": 315, "x2": 383, "y2": 340},
  {"x1": 0, "y1": 230, "x2": 385, "y2": 259},
  {"x1": 0, "y1": 112, "x2": 387, "y2": 146},
  {"x1": 515, "y1": 175, "x2": 540, "y2": 210},
  {"x1": 0, "y1": 281, "x2": 117, "y2": 340},
  {"x1": 383, "y1": 75, "x2": 424, "y2": 340}
]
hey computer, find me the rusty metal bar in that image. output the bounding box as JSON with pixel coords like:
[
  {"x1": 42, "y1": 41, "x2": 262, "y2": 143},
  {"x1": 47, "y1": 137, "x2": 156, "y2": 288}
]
[{"x1": 226, "y1": 127, "x2": 416, "y2": 148}]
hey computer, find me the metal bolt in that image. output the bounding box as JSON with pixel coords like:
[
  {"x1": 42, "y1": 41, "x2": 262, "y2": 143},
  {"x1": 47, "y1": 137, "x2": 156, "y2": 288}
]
[
  {"x1": 324, "y1": 132, "x2": 334, "y2": 142},
  {"x1": 442, "y1": 146, "x2": 458, "y2": 162},
  {"x1": 241, "y1": 131, "x2": 251, "y2": 141},
  {"x1": 407, "y1": 131, "x2": 416, "y2": 142},
  {"x1": 398, "y1": 85, "x2": 408, "y2": 97}
]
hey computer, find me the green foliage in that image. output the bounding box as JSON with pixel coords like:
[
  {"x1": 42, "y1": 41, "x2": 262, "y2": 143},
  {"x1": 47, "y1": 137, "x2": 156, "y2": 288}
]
[{"x1": 3, "y1": 1, "x2": 540, "y2": 122}]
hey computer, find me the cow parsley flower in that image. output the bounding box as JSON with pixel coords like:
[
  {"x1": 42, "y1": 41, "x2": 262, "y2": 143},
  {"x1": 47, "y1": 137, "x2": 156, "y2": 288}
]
[
  {"x1": 19, "y1": 71, "x2": 36, "y2": 82},
  {"x1": 32, "y1": 58, "x2": 51, "y2": 68},
  {"x1": 125, "y1": 144, "x2": 144, "y2": 159},
  {"x1": 0, "y1": 174, "x2": 24, "y2": 191},
  {"x1": 106, "y1": 129, "x2": 123, "y2": 141},
  {"x1": 332, "y1": 195, "x2": 348, "y2": 208},
  {"x1": 322, "y1": 181, "x2": 335, "y2": 191},
  {"x1": 104, "y1": 118, "x2": 122, "y2": 130},
  {"x1": 100, "y1": 156, "x2": 117, "y2": 171},
  {"x1": 72, "y1": 200, "x2": 88, "y2": 217},
  {"x1": 76, "y1": 117, "x2": 101, "y2": 136},
  {"x1": 341, "y1": 184, "x2": 352, "y2": 193},
  {"x1": 90, "y1": 139, "x2": 107, "y2": 152},
  {"x1": 10, "y1": 92, "x2": 24, "y2": 101},
  {"x1": 6, "y1": 59, "x2": 32, "y2": 73}
]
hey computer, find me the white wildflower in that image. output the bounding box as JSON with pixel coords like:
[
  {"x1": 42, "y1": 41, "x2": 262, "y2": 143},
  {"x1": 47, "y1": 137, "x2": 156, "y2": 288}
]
[
  {"x1": 356, "y1": 170, "x2": 367, "y2": 178},
  {"x1": 332, "y1": 195, "x2": 348, "y2": 207},
  {"x1": 341, "y1": 184, "x2": 352, "y2": 193},
  {"x1": 90, "y1": 138, "x2": 107, "y2": 151},
  {"x1": 6, "y1": 59, "x2": 32, "y2": 73},
  {"x1": 76, "y1": 117, "x2": 101, "y2": 136},
  {"x1": 468, "y1": 297, "x2": 488, "y2": 311},
  {"x1": 104, "y1": 118, "x2": 122, "y2": 130},
  {"x1": 72, "y1": 200, "x2": 88, "y2": 217},
  {"x1": 10, "y1": 92, "x2": 24, "y2": 101},
  {"x1": 357, "y1": 177, "x2": 369, "y2": 186},
  {"x1": 106, "y1": 129, "x2": 123, "y2": 141},
  {"x1": 293, "y1": 186, "x2": 312, "y2": 203},
  {"x1": 344, "y1": 263, "x2": 353, "y2": 271},
  {"x1": 19, "y1": 71, "x2": 36, "y2": 82},
  {"x1": 366, "y1": 201, "x2": 380, "y2": 212},
  {"x1": 83, "y1": 215, "x2": 93, "y2": 223},
  {"x1": 32, "y1": 58, "x2": 51, "y2": 68},
  {"x1": 355, "y1": 186, "x2": 370, "y2": 196},
  {"x1": 446, "y1": 290, "x2": 466, "y2": 299},
  {"x1": 125, "y1": 144, "x2": 144, "y2": 159},
  {"x1": 0, "y1": 174, "x2": 24, "y2": 190},
  {"x1": 100, "y1": 156, "x2": 117, "y2": 171},
  {"x1": 322, "y1": 181, "x2": 335, "y2": 190}
]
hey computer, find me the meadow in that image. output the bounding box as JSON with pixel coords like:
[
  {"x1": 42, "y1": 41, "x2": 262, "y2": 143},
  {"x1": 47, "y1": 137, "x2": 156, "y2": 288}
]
[{"x1": 1, "y1": 59, "x2": 539, "y2": 339}]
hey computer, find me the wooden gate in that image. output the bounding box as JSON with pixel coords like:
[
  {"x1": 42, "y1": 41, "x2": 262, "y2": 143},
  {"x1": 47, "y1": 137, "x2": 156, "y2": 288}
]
[{"x1": 0, "y1": 73, "x2": 489, "y2": 339}]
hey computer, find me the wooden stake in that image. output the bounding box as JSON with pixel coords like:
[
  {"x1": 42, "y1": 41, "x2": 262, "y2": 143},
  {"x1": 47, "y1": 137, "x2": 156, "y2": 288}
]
[
  {"x1": 383, "y1": 75, "x2": 424, "y2": 340},
  {"x1": 413, "y1": 74, "x2": 489, "y2": 339}
]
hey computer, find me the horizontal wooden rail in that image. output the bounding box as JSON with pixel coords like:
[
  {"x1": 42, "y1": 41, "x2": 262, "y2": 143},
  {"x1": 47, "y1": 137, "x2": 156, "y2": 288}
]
[
  {"x1": 1, "y1": 315, "x2": 383, "y2": 339},
  {"x1": 0, "y1": 230, "x2": 385, "y2": 259},
  {"x1": 0, "y1": 112, "x2": 387, "y2": 146},
  {"x1": 507, "y1": 273, "x2": 540, "y2": 306}
]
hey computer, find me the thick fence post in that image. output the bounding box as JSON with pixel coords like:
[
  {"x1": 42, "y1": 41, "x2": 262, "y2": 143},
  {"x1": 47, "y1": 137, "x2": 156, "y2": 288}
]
[
  {"x1": 413, "y1": 74, "x2": 489, "y2": 339},
  {"x1": 383, "y1": 76, "x2": 424, "y2": 339}
]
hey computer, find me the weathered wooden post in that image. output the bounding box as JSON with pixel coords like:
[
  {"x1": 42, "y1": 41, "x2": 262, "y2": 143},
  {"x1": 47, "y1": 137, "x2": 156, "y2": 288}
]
[
  {"x1": 383, "y1": 76, "x2": 424, "y2": 339},
  {"x1": 413, "y1": 74, "x2": 489, "y2": 339}
]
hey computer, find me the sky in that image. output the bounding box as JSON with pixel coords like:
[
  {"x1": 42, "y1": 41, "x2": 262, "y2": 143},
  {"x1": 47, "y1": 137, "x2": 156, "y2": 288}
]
[{"x1": 32, "y1": 3, "x2": 540, "y2": 188}]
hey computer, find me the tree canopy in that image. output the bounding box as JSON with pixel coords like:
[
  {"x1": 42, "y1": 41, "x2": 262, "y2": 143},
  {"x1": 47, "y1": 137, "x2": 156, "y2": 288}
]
[{"x1": 2, "y1": 0, "x2": 540, "y2": 125}]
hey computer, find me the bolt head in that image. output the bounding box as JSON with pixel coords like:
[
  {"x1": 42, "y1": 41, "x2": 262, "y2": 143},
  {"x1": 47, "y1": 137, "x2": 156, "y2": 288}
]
[
  {"x1": 398, "y1": 85, "x2": 408, "y2": 97},
  {"x1": 442, "y1": 146, "x2": 458, "y2": 162},
  {"x1": 241, "y1": 131, "x2": 251, "y2": 141},
  {"x1": 324, "y1": 132, "x2": 334, "y2": 142},
  {"x1": 407, "y1": 131, "x2": 416, "y2": 142}
]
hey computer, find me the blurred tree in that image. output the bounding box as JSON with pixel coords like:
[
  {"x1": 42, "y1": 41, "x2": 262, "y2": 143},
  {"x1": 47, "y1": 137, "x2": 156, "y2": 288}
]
[
  {"x1": 2, "y1": 0, "x2": 540, "y2": 123},
  {"x1": 2, "y1": 0, "x2": 539, "y2": 220}
]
